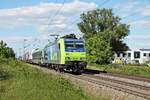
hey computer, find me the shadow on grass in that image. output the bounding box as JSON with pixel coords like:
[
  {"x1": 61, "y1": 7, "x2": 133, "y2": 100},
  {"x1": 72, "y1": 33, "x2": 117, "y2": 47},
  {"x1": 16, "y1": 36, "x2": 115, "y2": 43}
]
[
  {"x1": 0, "y1": 71, "x2": 11, "y2": 81},
  {"x1": 82, "y1": 69, "x2": 107, "y2": 75},
  {"x1": 67, "y1": 69, "x2": 107, "y2": 75}
]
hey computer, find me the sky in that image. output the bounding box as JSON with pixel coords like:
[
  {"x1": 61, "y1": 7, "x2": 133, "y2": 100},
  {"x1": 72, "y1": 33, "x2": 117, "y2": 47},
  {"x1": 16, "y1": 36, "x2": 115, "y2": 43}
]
[{"x1": 0, "y1": 0, "x2": 150, "y2": 57}]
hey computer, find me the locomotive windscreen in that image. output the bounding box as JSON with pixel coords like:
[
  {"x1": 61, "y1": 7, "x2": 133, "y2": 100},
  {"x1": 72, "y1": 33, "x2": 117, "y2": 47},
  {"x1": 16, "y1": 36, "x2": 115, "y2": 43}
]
[{"x1": 64, "y1": 40, "x2": 85, "y2": 52}]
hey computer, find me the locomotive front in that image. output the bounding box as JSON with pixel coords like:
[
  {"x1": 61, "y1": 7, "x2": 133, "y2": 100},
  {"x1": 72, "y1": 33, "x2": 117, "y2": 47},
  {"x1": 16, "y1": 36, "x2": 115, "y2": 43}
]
[{"x1": 63, "y1": 39, "x2": 87, "y2": 72}]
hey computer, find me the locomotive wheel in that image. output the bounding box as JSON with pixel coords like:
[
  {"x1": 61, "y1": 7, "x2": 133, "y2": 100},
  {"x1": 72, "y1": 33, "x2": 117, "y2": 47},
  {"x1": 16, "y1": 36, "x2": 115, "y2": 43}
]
[
  {"x1": 59, "y1": 67, "x2": 64, "y2": 72},
  {"x1": 55, "y1": 65, "x2": 59, "y2": 71}
]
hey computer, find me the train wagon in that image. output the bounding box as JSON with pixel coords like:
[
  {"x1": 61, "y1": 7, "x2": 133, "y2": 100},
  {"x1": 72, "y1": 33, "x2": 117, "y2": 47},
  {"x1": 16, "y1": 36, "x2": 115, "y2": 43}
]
[
  {"x1": 32, "y1": 48, "x2": 44, "y2": 65},
  {"x1": 23, "y1": 50, "x2": 34, "y2": 63},
  {"x1": 32, "y1": 38, "x2": 87, "y2": 73}
]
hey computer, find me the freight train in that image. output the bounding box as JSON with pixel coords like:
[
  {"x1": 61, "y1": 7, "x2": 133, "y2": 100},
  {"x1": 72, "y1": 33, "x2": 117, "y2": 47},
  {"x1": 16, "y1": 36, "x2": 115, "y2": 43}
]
[{"x1": 24, "y1": 38, "x2": 87, "y2": 73}]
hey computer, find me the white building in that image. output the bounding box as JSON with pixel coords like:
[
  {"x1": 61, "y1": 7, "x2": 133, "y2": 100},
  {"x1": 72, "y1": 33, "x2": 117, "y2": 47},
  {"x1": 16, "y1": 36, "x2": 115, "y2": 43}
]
[{"x1": 114, "y1": 49, "x2": 150, "y2": 64}]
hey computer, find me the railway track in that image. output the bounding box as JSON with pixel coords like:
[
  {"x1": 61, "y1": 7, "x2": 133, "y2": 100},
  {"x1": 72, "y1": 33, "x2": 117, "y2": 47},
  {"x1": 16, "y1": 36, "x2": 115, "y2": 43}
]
[
  {"x1": 83, "y1": 69, "x2": 150, "y2": 82},
  {"x1": 70, "y1": 74, "x2": 150, "y2": 100},
  {"x1": 84, "y1": 74, "x2": 150, "y2": 91},
  {"x1": 105, "y1": 73, "x2": 150, "y2": 83}
]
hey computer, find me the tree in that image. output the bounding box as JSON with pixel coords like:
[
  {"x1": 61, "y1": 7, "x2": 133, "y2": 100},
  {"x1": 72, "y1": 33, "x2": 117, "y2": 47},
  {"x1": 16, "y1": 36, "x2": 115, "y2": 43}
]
[
  {"x1": 0, "y1": 40, "x2": 15, "y2": 58},
  {"x1": 78, "y1": 8, "x2": 130, "y2": 64},
  {"x1": 61, "y1": 34, "x2": 77, "y2": 39},
  {"x1": 86, "y1": 35, "x2": 113, "y2": 64}
]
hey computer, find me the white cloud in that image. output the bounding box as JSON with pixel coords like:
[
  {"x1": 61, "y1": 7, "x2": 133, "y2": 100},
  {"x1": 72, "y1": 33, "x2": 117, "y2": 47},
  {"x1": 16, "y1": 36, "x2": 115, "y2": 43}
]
[
  {"x1": 125, "y1": 34, "x2": 150, "y2": 49},
  {"x1": 140, "y1": 5, "x2": 150, "y2": 17},
  {"x1": 0, "y1": 0, "x2": 97, "y2": 34},
  {"x1": 0, "y1": 0, "x2": 96, "y2": 53},
  {"x1": 0, "y1": 36, "x2": 35, "y2": 44},
  {"x1": 113, "y1": 0, "x2": 141, "y2": 17},
  {"x1": 130, "y1": 20, "x2": 150, "y2": 29},
  {"x1": 113, "y1": 0, "x2": 150, "y2": 19},
  {"x1": 127, "y1": 35, "x2": 150, "y2": 40},
  {"x1": 0, "y1": 32, "x2": 54, "y2": 45},
  {"x1": 114, "y1": 2, "x2": 136, "y2": 11}
]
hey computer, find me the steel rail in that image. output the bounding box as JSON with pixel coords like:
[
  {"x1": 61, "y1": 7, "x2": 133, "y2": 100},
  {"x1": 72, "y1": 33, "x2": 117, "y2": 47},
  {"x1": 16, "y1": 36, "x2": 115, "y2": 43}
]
[
  {"x1": 105, "y1": 73, "x2": 150, "y2": 82},
  {"x1": 84, "y1": 74, "x2": 150, "y2": 91},
  {"x1": 70, "y1": 75, "x2": 150, "y2": 100}
]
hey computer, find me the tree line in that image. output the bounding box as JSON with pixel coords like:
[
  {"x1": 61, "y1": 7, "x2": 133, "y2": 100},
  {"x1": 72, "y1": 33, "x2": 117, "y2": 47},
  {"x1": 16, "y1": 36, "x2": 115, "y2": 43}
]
[{"x1": 0, "y1": 40, "x2": 15, "y2": 58}]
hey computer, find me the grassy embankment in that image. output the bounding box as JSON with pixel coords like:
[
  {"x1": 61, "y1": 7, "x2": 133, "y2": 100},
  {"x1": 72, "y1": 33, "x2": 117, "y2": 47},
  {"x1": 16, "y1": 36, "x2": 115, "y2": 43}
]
[
  {"x1": 0, "y1": 58, "x2": 97, "y2": 100},
  {"x1": 87, "y1": 64, "x2": 150, "y2": 77}
]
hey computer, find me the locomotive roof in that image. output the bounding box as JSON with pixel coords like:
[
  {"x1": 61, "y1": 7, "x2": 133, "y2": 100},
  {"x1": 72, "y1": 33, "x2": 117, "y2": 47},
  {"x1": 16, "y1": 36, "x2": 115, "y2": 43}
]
[
  {"x1": 64, "y1": 38, "x2": 84, "y2": 41},
  {"x1": 32, "y1": 48, "x2": 43, "y2": 53}
]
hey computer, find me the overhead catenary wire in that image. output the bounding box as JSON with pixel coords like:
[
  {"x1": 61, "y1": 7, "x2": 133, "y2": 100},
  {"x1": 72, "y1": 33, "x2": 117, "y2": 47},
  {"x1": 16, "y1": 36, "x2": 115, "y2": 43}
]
[
  {"x1": 41, "y1": 0, "x2": 65, "y2": 41},
  {"x1": 58, "y1": 0, "x2": 111, "y2": 33},
  {"x1": 119, "y1": 6, "x2": 150, "y2": 24},
  {"x1": 121, "y1": 12, "x2": 140, "y2": 20},
  {"x1": 98, "y1": 0, "x2": 111, "y2": 7},
  {"x1": 120, "y1": 4, "x2": 150, "y2": 20},
  {"x1": 128, "y1": 16, "x2": 150, "y2": 24},
  {"x1": 47, "y1": 0, "x2": 150, "y2": 36},
  {"x1": 47, "y1": 0, "x2": 65, "y2": 27},
  {"x1": 105, "y1": 2, "x2": 150, "y2": 25}
]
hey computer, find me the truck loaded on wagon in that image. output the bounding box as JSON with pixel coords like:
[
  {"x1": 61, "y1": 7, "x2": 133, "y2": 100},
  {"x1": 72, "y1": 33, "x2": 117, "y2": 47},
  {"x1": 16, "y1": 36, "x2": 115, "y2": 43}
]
[{"x1": 31, "y1": 38, "x2": 87, "y2": 73}]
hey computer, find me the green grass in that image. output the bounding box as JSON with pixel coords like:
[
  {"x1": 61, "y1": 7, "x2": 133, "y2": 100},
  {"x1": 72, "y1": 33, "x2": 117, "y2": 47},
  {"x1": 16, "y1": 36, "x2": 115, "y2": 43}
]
[
  {"x1": 0, "y1": 58, "x2": 94, "y2": 100},
  {"x1": 87, "y1": 64, "x2": 150, "y2": 77}
]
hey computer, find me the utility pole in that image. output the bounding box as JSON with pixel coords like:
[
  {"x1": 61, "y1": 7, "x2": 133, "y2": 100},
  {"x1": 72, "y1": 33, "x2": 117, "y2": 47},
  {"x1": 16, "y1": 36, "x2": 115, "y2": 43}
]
[
  {"x1": 19, "y1": 48, "x2": 22, "y2": 59},
  {"x1": 33, "y1": 38, "x2": 40, "y2": 49},
  {"x1": 23, "y1": 39, "x2": 27, "y2": 60}
]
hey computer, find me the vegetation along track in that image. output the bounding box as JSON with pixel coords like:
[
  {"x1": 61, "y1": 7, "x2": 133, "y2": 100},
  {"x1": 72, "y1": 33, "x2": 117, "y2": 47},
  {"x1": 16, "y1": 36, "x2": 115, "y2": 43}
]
[{"x1": 70, "y1": 74, "x2": 150, "y2": 100}]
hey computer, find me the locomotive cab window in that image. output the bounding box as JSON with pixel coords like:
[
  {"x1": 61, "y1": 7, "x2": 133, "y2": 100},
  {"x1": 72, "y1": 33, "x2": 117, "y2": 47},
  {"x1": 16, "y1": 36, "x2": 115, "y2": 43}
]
[
  {"x1": 75, "y1": 43, "x2": 84, "y2": 48},
  {"x1": 65, "y1": 43, "x2": 74, "y2": 49},
  {"x1": 64, "y1": 40, "x2": 85, "y2": 52}
]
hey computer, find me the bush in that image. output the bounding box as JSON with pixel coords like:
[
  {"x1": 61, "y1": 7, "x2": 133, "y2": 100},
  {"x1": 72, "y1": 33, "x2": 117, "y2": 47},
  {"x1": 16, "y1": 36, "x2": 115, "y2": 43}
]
[
  {"x1": 0, "y1": 40, "x2": 15, "y2": 58},
  {"x1": 88, "y1": 64, "x2": 150, "y2": 77},
  {"x1": 86, "y1": 36, "x2": 113, "y2": 64},
  {"x1": 146, "y1": 61, "x2": 150, "y2": 66}
]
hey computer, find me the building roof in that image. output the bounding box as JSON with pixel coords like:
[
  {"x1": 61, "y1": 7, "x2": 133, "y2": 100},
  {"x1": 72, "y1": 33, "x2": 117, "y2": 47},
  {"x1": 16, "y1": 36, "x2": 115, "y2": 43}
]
[{"x1": 139, "y1": 49, "x2": 150, "y2": 51}]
